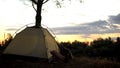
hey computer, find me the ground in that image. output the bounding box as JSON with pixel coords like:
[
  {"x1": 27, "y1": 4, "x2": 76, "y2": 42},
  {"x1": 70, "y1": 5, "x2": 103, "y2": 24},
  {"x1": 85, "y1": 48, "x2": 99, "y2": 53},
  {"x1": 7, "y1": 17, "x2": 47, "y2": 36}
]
[{"x1": 0, "y1": 57, "x2": 120, "y2": 68}]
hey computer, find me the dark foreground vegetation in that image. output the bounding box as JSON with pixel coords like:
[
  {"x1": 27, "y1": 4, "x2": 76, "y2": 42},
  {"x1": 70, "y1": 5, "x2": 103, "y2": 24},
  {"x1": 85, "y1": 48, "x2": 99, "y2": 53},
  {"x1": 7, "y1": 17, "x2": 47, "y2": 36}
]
[
  {"x1": 0, "y1": 56, "x2": 120, "y2": 68},
  {"x1": 0, "y1": 37, "x2": 120, "y2": 68},
  {"x1": 59, "y1": 37, "x2": 120, "y2": 61}
]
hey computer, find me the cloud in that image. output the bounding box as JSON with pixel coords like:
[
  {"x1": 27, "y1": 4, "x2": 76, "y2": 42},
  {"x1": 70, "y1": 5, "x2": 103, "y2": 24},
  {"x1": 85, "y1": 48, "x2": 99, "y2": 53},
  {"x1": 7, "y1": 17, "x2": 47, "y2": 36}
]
[
  {"x1": 51, "y1": 20, "x2": 120, "y2": 35},
  {"x1": 5, "y1": 14, "x2": 120, "y2": 40},
  {"x1": 108, "y1": 14, "x2": 120, "y2": 24},
  {"x1": 5, "y1": 28, "x2": 18, "y2": 31}
]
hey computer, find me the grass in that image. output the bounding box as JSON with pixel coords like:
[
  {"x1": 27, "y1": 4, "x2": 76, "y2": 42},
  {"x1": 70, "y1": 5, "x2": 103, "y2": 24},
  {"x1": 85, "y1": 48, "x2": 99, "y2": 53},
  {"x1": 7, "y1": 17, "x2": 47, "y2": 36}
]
[
  {"x1": 68, "y1": 57, "x2": 120, "y2": 68},
  {"x1": 0, "y1": 57, "x2": 120, "y2": 68}
]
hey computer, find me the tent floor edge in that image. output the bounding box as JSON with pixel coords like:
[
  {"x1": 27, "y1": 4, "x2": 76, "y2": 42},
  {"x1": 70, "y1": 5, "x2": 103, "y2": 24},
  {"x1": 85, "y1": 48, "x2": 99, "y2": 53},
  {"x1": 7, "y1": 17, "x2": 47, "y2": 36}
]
[{"x1": 1, "y1": 54, "x2": 48, "y2": 62}]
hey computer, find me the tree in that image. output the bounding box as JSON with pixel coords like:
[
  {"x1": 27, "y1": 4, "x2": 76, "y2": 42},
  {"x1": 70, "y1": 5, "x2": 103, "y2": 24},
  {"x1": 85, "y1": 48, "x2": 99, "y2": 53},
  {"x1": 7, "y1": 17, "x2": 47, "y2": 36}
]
[
  {"x1": 21, "y1": 0, "x2": 84, "y2": 27},
  {"x1": 30, "y1": 0, "x2": 47, "y2": 27},
  {"x1": 0, "y1": 33, "x2": 13, "y2": 52},
  {"x1": 116, "y1": 37, "x2": 120, "y2": 46}
]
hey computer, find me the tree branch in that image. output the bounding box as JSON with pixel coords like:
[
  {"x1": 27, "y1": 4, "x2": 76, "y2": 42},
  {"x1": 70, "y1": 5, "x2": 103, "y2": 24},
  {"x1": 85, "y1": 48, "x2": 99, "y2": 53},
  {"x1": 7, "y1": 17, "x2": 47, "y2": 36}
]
[
  {"x1": 43, "y1": 0, "x2": 49, "y2": 4},
  {"x1": 32, "y1": 2, "x2": 37, "y2": 12},
  {"x1": 30, "y1": 0, "x2": 38, "y2": 4}
]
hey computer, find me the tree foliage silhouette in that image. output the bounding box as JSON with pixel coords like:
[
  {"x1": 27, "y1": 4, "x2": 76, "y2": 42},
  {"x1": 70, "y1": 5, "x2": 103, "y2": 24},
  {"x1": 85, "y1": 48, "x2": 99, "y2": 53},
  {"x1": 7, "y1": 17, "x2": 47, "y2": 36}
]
[
  {"x1": 59, "y1": 37, "x2": 120, "y2": 61},
  {"x1": 0, "y1": 34, "x2": 13, "y2": 52}
]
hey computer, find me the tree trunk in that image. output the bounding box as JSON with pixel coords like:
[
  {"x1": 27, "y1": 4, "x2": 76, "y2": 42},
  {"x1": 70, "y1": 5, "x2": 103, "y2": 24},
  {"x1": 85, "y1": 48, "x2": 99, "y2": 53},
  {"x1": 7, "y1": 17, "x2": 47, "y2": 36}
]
[{"x1": 35, "y1": 0, "x2": 42, "y2": 28}]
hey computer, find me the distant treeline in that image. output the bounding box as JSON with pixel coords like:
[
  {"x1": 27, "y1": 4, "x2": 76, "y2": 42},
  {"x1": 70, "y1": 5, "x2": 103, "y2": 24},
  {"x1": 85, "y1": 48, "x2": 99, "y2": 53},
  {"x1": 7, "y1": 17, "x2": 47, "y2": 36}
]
[
  {"x1": 59, "y1": 37, "x2": 120, "y2": 61},
  {"x1": 0, "y1": 36, "x2": 120, "y2": 61},
  {"x1": 0, "y1": 36, "x2": 12, "y2": 52}
]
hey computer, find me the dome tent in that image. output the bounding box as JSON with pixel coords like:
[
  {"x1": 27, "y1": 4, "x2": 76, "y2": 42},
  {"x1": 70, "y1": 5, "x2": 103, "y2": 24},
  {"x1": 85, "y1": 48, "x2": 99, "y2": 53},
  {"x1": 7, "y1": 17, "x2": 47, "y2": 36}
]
[{"x1": 3, "y1": 27, "x2": 59, "y2": 59}]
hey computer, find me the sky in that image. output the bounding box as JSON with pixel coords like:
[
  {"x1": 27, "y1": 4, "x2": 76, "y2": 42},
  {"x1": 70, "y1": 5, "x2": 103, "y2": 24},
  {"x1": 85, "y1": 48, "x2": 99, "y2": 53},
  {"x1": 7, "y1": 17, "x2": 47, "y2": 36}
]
[{"x1": 0, "y1": 0, "x2": 120, "y2": 42}]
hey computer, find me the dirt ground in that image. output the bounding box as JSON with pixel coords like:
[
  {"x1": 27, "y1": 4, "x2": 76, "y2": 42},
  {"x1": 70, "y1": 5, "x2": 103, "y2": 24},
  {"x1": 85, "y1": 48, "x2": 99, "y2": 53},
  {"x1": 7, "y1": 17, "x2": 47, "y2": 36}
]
[{"x1": 0, "y1": 57, "x2": 120, "y2": 68}]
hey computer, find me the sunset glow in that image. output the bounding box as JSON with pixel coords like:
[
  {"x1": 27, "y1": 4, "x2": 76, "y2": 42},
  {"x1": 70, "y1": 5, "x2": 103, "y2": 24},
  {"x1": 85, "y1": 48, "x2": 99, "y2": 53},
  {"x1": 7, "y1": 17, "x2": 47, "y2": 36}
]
[
  {"x1": 0, "y1": 28, "x2": 5, "y2": 42},
  {"x1": 56, "y1": 33, "x2": 120, "y2": 42}
]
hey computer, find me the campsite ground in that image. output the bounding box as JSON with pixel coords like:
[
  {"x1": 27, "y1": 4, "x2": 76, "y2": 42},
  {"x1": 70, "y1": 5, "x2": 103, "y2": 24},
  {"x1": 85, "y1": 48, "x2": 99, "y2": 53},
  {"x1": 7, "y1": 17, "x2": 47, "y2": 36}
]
[{"x1": 0, "y1": 56, "x2": 120, "y2": 68}]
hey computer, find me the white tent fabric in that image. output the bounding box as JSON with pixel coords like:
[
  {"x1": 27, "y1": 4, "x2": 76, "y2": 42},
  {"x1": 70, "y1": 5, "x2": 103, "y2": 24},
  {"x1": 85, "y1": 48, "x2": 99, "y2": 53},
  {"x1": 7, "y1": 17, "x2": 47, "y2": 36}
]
[{"x1": 3, "y1": 27, "x2": 59, "y2": 59}]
